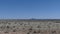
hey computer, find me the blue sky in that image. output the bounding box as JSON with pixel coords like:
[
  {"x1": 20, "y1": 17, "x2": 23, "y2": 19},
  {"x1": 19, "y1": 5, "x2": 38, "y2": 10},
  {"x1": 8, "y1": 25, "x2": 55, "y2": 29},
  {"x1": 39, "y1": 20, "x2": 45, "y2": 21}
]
[{"x1": 0, "y1": 0, "x2": 60, "y2": 19}]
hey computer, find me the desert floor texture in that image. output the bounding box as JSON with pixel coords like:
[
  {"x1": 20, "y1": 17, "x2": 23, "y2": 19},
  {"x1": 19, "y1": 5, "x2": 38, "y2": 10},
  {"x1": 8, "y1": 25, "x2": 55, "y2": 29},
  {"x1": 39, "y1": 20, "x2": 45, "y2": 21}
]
[{"x1": 0, "y1": 19, "x2": 60, "y2": 34}]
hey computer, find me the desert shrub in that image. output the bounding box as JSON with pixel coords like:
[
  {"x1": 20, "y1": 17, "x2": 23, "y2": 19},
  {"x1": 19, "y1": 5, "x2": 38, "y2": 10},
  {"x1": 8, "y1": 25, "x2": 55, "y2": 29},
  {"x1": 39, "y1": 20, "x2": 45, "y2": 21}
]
[
  {"x1": 4, "y1": 31, "x2": 8, "y2": 33},
  {"x1": 52, "y1": 31, "x2": 56, "y2": 33},
  {"x1": 29, "y1": 28, "x2": 32, "y2": 30},
  {"x1": 8, "y1": 23, "x2": 11, "y2": 25},
  {"x1": 23, "y1": 28, "x2": 25, "y2": 30},
  {"x1": 29, "y1": 26, "x2": 33, "y2": 30},
  {"x1": 6, "y1": 26, "x2": 10, "y2": 28},
  {"x1": 20, "y1": 23, "x2": 23, "y2": 25},
  {"x1": 13, "y1": 26, "x2": 15, "y2": 28},
  {"x1": 0, "y1": 26, "x2": 5, "y2": 29},
  {"x1": 0, "y1": 26, "x2": 3, "y2": 29},
  {"x1": 27, "y1": 32, "x2": 30, "y2": 34},
  {"x1": 33, "y1": 31, "x2": 37, "y2": 33},
  {"x1": 37, "y1": 30, "x2": 41, "y2": 33},
  {"x1": 37, "y1": 25, "x2": 41, "y2": 28},
  {"x1": 13, "y1": 29, "x2": 16, "y2": 32}
]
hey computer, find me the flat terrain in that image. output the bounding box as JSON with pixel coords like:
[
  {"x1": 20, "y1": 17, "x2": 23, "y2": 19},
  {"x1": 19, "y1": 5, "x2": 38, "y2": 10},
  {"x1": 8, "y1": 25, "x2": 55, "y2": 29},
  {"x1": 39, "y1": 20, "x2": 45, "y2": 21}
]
[{"x1": 0, "y1": 19, "x2": 60, "y2": 34}]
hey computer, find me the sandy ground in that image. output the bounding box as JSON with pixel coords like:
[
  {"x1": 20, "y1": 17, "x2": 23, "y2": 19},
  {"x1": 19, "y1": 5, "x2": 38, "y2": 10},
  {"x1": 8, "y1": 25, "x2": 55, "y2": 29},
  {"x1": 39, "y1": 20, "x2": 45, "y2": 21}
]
[
  {"x1": 0, "y1": 30, "x2": 60, "y2": 34},
  {"x1": 0, "y1": 31, "x2": 26, "y2": 34},
  {"x1": 0, "y1": 19, "x2": 60, "y2": 34}
]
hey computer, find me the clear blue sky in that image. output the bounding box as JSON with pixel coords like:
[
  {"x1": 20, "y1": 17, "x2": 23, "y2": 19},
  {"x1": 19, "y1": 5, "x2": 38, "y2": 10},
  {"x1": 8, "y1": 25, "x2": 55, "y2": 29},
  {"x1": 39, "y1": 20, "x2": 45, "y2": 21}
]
[{"x1": 0, "y1": 0, "x2": 60, "y2": 19}]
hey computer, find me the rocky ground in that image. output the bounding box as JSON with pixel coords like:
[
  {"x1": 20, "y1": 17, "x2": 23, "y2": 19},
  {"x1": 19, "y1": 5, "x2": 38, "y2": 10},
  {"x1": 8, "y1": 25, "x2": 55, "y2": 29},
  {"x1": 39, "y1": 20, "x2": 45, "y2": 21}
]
[{"x1": 0, "y1": 19, "x2": 60, "y2": 34}]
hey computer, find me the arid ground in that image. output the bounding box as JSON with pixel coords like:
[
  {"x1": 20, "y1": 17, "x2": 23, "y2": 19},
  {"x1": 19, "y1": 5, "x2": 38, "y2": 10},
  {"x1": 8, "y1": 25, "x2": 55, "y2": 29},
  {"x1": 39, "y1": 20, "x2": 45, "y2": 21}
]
[{"x1": 0, "y1": 19, "x2": 60, "y2": 34}]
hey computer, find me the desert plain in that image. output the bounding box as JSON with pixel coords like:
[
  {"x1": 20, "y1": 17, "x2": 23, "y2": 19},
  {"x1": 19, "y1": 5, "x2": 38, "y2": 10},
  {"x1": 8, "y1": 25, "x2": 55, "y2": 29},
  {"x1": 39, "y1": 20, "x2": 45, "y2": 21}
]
[{"x1": 0, "y1": 19, "x2": 60, "y2": 34}]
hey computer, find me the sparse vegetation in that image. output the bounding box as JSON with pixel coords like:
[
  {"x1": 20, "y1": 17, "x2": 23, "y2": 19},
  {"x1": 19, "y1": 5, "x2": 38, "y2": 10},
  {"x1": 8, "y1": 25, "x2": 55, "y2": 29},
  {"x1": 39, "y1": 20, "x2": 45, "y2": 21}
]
[
  {"x1": 6, "y1": 26, "x2": 10, "y2": 29},
  {"x1": 27, "y1": 32, "x2": 30, "y2": 34},
  {"x1": 33, "y1": 30, "x2": 37, "y2": 33},
  {"x1": 13, "y1": 29, "x2": 16, "y2": 32},
  {"x1": 4, "y1": 31, "x2": 8, "y2": 33},
  {"x1": 0, "y1": 19, "x2": 60, "y2": 34}
]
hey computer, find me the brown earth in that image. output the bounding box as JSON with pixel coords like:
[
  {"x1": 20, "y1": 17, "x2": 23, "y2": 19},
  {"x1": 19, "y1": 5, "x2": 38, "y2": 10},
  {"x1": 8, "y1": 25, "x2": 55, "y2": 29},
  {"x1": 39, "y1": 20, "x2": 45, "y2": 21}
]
[{"x1": 0, "y1": 30, "x2": 60, "y2": 34}]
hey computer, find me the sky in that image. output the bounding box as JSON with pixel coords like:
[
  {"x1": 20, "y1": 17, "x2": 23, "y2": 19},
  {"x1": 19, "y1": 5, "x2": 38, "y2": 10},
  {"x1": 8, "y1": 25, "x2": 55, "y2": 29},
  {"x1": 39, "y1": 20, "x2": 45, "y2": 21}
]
[{"x1": 0, "y1": 0, "x2": 60, "y2": 19}]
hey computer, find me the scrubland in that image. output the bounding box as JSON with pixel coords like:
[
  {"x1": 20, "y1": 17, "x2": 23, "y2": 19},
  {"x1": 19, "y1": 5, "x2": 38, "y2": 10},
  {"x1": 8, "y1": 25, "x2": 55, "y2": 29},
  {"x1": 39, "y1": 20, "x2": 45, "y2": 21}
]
[{"x1": 0, "y1": 19, "x2": 60, "y2": 34}]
